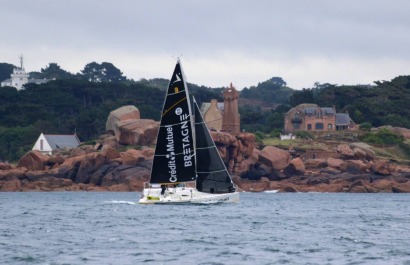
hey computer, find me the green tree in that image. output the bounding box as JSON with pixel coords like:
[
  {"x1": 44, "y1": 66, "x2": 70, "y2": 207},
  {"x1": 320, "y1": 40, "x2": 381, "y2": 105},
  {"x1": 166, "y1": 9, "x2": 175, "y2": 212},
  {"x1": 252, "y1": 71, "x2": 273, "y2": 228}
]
[
  {"x1": 80, "y1": 62, "x2": 126, "y2": 82},
  {"x1": 0, "y1": 62, "x2": 15, "y2": 82}
]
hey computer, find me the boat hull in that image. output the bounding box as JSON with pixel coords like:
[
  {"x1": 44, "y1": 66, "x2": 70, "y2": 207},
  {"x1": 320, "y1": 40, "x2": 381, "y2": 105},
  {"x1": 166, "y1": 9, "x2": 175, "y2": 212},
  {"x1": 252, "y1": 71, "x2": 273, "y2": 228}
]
[{"x1": 139, "y1": 186, "x2": 239, "y2": 204}]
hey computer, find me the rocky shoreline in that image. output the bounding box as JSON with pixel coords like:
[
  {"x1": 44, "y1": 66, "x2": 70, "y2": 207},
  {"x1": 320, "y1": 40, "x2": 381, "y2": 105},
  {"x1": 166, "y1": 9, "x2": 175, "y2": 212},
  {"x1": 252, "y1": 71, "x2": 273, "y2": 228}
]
[
  {"x1": 2, "y1": 105, "x2": 410, "y2": 193},
  {"x1": 1, "y1": 130, "x2": 410, "y2": 193}
]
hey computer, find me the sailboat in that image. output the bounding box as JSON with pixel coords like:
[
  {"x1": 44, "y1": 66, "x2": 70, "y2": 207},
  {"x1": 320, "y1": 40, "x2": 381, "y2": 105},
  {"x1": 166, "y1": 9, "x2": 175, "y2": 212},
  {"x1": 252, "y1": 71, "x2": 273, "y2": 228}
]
[{"x1": 139, "y1": 60, "x2": 240, "y2": 204}]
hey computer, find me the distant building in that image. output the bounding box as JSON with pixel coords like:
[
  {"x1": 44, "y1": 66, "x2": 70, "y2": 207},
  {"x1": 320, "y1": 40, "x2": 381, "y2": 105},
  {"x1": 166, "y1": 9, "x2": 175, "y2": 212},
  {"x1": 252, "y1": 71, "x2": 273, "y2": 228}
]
[
  {"x1": 284, "y1": 104, "x2": 354, "y2": 133},
  {"x1": 200, "y1": 99, "x2": 224, "y2": 131},
  {"x1": 1, "y1": 55, "x2": 49, "y2": 90},
  {"x1": 32, "y1": 133, "x2": 80, "y2": 155},
  {"x1": 200, "y1": 83, "x2": 241, "y2": 134},
  {"x1": 222, "y1": 83, "x2": 241, "y2": 134}
]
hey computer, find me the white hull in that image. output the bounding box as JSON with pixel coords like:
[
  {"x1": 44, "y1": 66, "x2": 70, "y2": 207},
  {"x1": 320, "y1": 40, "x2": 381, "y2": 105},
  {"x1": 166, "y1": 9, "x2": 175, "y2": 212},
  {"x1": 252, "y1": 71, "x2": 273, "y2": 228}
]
[{"x1": 139, "y1": 185, "x2": 240, "y2": 204}]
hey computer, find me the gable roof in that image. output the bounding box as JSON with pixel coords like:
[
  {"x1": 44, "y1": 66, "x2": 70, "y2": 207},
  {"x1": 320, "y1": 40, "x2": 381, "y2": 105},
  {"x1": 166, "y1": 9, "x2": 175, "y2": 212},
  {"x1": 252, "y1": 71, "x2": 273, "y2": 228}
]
[
  {"x1": 304, "y1": 107, "x2": 335, "y2": 115},
  {"x1": 44, "y1": 134, "x2": 80, "y2": 150},
  {"x1": 200, "y1": 102, "x2": 224, "y2": 115},
  {"x1": 335, "y1": 113, "x2": 351, "y2": 125}
]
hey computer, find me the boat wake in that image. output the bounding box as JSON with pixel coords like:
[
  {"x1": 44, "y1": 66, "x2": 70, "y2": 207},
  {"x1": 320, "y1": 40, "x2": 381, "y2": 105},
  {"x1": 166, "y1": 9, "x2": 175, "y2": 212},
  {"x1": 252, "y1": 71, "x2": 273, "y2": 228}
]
[
  {"x1": 104, "y1": 200, "x2": 137, "y2": 205},
  {"x1": 264, "y1": 190, "x2": 279, "y2": 193}
]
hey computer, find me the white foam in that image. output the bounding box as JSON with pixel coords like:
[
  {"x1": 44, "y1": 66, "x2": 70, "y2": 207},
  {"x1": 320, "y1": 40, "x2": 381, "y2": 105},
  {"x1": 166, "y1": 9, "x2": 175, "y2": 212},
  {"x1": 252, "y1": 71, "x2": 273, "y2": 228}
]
[
  {"x1": 104, "y1": 200, "x2": 136, "y2": 205},
  {"x1": 263, "y1": 190, "x2": 279, "y2": 193}
]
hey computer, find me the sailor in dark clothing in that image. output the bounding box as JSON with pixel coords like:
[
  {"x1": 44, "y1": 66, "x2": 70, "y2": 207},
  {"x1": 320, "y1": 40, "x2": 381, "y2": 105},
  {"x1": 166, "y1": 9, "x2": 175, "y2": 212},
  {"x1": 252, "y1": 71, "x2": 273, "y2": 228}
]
[{"x1": 161, "y1": 185, "x2": 166, "y2": 195}]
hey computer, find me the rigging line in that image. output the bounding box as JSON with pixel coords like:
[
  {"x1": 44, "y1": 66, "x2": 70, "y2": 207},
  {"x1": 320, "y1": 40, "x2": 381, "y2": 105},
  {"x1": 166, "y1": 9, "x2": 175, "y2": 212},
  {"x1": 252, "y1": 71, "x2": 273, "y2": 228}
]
[
  {"x1": 195, "y1": 118, "x2": 223, "y2": 124},
  {"x1": 196, "y1": 146, "x2": 217, "y2": 150},
  {"x1": 196, "y1": 169, "x2": 227, "y2": 174},
  {"x1": 167, "y1": 90, "x2": 184, "y2": 96},
  {"x1": 154, "y1": 151, "x2": 196, "y2": 157},
  {"x1": 162, "y1": 97, "x2": 187, "y2": 117},
  {"x1": 160, "y1": 118, "x2": 191, "y2": 127}
]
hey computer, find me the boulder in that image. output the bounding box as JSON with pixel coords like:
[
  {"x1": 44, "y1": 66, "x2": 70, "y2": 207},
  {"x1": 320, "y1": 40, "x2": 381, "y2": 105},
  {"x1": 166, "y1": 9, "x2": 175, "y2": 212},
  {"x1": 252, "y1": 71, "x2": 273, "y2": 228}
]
[
  {"x1": 75, "y1": 153, "x2": 106, "y2": 183},
  {"x1": 392, "y1": 183, "x2": 410, "y2": 193},
  {"x1": 372, "y1": 160, "x2": 396, "y2": 175},
  {"x1": 48, "y1": 155, "x2": 65, "y2": 165},
  {"x1": 353, "y1": 148, "x2": 367, "y2": 160},
  {"x1": 60, "y1": 154, "x2": 86, "y2": 169},
  {"x1": 4, "y1": 168, "x2": 27, "y2": 180},
  {"x1": 304, "y1": 159, "x2": 327, "y2": 169},
  {"x1": 284, "y1": 157, "x2": 305, "y2": 176},
  {"x1": 349, "y1": 142, "x2": 375, "y2": 161},
  {"x1": 236, "y1": 133, "x2": 255, "y2": 157},
  {"x1": 101, "y1": 145, "x2": 121, "y2": 160},
  {"x1": 371, "y1": 178, "x2": 396, "y2": 192},
  {"x1": 89, "y1": 162, "x2": 120, "y2": 185},
  {"x1": 141, "y1": 148, "x2": 155, "y2": 159},
  {"x1": 114, "y1": 119, "x2": 159, "y2": 146},
  {"x1": 279, "y1": 186, "x2": 299, "y2": 193},
  {"x1": 337, "y1": 144, "x2": 354, "y2": 158},
  {"x1": 211, "y1": 131, "x2": 237, "y2": 146},
  {"x1": 348, "y1": 180, "x2": 368, "y2": 192},
  {"x1": 106, "y1": 105, "x2": 141, "y2": 132},
  {"x1": 327, "y1": 157, "x2": 344, "y2": 169},
  {"x1": 17, "y1": 150, "x2": 49, "y2": 171},
  {"x1": 339, "y1": 160, "x2": 367, "y2": 174},
  {"x1": 101, "y1": 165, "x2": 150, "y2": 189},
  {"x1": 99, "y1": 133, "x2": 119, "y2": 148},
  {"x1": 259, "y1": 146, "x2": 290, "y2": 171},
  {"x1": 122, "y1": 149, "x2": 145, "y2": 166},
  {"x1": 320, "y1": 167, "x2": 342, "y2": 175},
  {"x1": 0, "y1": 162, "x2": 11, "y2": 170},
  {"x1": 1, "y1": 178, "x2": 21, "y2": 191},
  {"x1": 69, "y1": 147, "x2": 86, "y2": 157}
]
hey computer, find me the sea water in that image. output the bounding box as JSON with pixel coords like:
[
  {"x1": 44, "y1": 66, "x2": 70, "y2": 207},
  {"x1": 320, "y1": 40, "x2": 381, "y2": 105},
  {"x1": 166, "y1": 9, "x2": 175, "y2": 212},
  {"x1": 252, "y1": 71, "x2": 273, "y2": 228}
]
[{"x1": 1, "y1": 192, "x2": 409, "y2": 265}]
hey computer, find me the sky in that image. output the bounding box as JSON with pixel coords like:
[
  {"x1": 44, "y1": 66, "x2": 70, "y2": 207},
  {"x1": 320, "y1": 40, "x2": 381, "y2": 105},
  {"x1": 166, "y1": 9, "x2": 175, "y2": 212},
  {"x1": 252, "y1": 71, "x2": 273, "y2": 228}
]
[{"x1": 1, "y1": 0, "x2": 410, "y2": 90}]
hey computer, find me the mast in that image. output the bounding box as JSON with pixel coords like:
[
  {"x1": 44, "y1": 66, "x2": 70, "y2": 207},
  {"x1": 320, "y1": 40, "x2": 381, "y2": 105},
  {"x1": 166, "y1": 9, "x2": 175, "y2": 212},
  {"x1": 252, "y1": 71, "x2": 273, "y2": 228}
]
[{"x1": 19, "y1": 55, "x2": 23, "y2": 69}]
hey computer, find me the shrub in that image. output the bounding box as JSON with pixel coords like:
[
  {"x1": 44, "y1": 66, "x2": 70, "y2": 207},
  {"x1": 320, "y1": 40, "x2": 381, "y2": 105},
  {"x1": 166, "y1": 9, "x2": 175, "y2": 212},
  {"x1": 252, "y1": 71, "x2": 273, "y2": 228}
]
[
  {"x1": 359, "y1": 122, "x2": 372, "y2": 131},
  {"x1": 295, "y1": 131, "x2": 314, "y2": 140},
  {"x1": 361, "y1": 128, "x2": 403, "y2": 145}
]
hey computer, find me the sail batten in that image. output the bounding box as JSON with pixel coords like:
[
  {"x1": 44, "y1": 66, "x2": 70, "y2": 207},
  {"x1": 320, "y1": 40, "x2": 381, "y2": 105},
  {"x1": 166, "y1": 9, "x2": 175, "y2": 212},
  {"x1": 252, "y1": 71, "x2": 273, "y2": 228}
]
[{"x1": 159, "y1": 119, "x2": 191, "y2": 128}]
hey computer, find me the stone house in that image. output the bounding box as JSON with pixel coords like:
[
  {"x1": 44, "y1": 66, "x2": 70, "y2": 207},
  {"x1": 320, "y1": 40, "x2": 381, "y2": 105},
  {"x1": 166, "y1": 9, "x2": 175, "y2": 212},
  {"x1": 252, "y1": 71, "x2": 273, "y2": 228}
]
[
  {"x1": 32, "y1": 133, "x2": 80, "y2": 155},
  {"x1": 200, "y1": 99, "x2": 224, "y2": 131},
  {"x1": 284, "y1": 104, "x2": 354, "y2": 133}
]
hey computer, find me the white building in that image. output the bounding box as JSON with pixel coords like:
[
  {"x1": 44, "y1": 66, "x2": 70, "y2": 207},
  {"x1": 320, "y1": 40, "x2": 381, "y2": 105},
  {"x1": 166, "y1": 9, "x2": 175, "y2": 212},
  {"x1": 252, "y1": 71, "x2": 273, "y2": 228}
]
[
  {"x1": 32, "y1": 133, "x2": 81, "y2": 155},
  {"x1": 1, "y1": 55, "x2": 48, "y2": 90}
]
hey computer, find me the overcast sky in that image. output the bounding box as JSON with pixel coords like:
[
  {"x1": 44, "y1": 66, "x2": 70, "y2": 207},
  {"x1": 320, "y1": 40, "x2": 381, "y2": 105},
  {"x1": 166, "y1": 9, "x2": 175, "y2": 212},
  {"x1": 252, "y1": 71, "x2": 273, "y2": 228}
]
[{"x1": 1, "y1": 0, "x2": 409, "y2": 90}]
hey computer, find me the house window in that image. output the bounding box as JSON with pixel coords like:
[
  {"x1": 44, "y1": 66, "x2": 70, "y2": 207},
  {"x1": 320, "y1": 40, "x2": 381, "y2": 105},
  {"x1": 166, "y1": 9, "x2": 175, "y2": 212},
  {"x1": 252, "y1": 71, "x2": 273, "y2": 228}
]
[
  {"x1": 328, "y1": 124, "x2": 333, "y2": 130},
  {"x1": 315, "y1": 123, "x2": 324, "y2": 130},
  {"x1": 307, "y1": 124, "x2": 312, "y2": 130},
  {"x1": 40, "y1": 140, "x2": 44, "y2": 150}
]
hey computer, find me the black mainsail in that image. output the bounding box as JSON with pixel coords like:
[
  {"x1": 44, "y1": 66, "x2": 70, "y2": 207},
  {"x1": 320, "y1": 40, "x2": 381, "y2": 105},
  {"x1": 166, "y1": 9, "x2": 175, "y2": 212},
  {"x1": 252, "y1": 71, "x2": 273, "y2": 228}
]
[
  {"x1": 150, "y1": 61, "x2": 196, "y2": 184},
  {"x1": 193, "y1": 99, "x2": 236, "y2": 194}
]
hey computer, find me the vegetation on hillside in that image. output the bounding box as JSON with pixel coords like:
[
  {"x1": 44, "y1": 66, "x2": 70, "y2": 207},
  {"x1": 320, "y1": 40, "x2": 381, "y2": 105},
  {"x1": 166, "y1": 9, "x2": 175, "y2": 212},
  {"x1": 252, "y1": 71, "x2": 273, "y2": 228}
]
[
  {"x1": 0, "y1": 62, "x2": 225, "y2": 161},
  {"x1": 1, "y1": 61, "x2": 410, "y2": 162},
  {"x1": 289, "y1": 78, "x2": 410, "y2": 128}
]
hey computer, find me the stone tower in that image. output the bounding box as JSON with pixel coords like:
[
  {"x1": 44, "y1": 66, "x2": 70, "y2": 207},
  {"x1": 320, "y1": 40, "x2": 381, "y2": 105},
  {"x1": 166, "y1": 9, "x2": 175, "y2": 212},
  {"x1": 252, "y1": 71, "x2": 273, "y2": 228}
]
[{"x1": 222, "y1": 83, "x2": 240, "y2": 134}]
